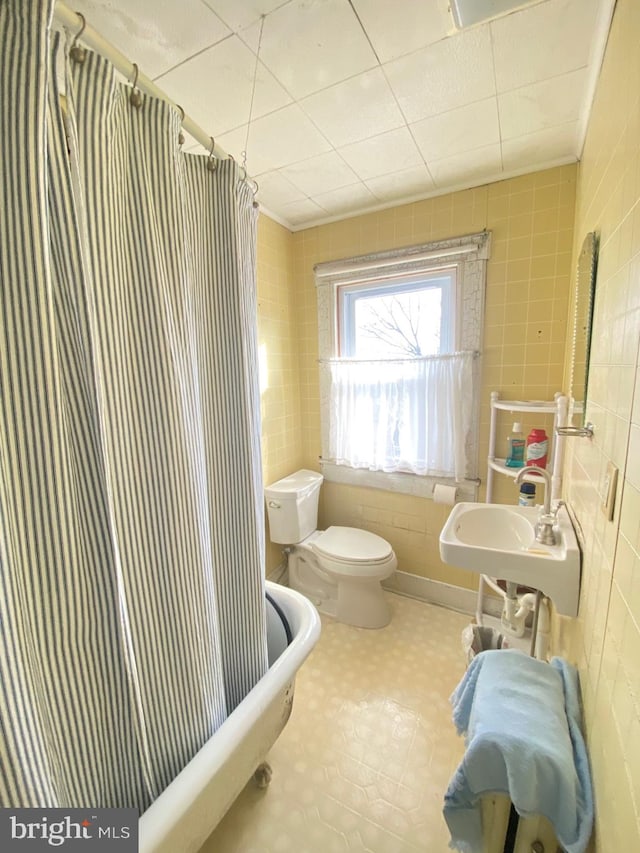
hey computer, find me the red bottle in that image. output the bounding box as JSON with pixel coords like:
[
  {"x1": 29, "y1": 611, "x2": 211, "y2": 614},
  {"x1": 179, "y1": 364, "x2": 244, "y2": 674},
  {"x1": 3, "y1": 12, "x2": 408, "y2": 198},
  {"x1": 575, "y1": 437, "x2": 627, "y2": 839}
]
[{"x1": 525, "y1": 428, "x2": 548, "y2": 469}]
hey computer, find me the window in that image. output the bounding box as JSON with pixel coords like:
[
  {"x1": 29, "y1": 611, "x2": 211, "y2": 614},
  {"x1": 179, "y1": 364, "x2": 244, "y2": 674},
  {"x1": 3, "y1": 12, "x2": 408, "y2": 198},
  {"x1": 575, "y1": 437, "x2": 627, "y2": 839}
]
[
  {"x1": 315, "y1": 232, "x2": 490, "y2": 498},
  {"x1": 338, "y1": 269, "x2": 456, "y2": 358}
]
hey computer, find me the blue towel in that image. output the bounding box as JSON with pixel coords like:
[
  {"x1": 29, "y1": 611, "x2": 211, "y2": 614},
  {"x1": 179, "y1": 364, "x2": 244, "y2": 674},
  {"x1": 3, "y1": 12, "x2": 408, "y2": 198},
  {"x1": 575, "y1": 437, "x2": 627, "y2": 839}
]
[{"x1": 443, "y1": 649, "x2": 593, "y2": 853}]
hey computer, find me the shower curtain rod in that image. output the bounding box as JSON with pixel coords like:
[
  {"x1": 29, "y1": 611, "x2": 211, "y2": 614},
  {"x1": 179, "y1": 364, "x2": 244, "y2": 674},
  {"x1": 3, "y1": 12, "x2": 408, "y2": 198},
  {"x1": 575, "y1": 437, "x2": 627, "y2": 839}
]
[{"x1": 52, "y1": 1, "x2": 229, "y2": 162}]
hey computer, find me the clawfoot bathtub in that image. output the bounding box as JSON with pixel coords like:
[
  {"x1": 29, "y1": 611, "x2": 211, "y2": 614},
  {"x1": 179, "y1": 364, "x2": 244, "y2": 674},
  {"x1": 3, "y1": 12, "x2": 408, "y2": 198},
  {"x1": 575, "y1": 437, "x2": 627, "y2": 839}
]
[{"x1": 139, "y1": 581, "x2": 320, "y2": 853}]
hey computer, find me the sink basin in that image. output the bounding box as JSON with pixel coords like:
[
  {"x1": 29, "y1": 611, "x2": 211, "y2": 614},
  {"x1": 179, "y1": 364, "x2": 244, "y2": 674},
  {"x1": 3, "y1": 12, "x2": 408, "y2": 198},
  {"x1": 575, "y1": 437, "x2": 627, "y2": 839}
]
[{"x1": 439, "y1": 502, "x2": 581, "y2": 616}]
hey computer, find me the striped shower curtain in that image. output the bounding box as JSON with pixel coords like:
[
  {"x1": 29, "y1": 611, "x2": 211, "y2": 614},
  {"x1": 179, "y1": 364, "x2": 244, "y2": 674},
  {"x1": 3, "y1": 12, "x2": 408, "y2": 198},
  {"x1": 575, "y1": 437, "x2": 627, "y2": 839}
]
[{"x1": 0, "y1": 0, "x2": 267, "y2": 812}]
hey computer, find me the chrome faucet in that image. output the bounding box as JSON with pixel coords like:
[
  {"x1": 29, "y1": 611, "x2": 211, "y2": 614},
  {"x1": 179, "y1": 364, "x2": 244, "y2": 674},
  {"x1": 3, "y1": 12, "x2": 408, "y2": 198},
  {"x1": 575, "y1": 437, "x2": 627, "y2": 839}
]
[{"x1": 515, "y1": 467, "x2": 557, "y2": 545}]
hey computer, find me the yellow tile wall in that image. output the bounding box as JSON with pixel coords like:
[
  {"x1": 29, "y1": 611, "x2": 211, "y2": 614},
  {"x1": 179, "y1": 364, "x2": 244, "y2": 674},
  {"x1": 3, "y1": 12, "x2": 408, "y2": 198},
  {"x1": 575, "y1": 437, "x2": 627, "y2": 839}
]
[
  {"x1": 290, "y1": 165, "x2": 576, "y2": 589},
  {"x1": 552, "y1": 0, "x2": 640, "y2": 847},
  {"x1": 256, "y1": 215, "x2": 304, "y2": 573}
]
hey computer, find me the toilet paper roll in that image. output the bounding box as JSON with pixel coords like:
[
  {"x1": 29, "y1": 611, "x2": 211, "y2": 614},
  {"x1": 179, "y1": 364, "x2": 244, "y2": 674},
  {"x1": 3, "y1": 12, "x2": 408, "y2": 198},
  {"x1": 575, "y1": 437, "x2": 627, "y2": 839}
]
[{"x1": 433, "y1": 484, "x2": 459, "y2": 505}]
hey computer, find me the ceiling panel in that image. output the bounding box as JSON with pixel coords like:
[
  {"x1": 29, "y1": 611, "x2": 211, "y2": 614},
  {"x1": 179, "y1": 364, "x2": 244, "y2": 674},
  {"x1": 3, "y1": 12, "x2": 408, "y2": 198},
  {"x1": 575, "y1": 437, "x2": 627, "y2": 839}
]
[
  {"x1": 73, "y1": 0, "x2": 230, "y2": 79},
  {"x1": 277, "y1": 198, "x2": 328, "y2": 227},
  {"x1": 365, "y1": 165, "x2": 436, "y2": 203},
  {"x1": 158, "y1": 36, "x2": 292, "y2": 137},
  {"x1": 251, "y1": 170, "x2": 306, "y2": 209},
  {"x1": 338, "y1": 127, "x2": 424, "y2": 181},
  {"x1": 279, "y1": 152, "x2": 359, "y2": 196},
  {"x1": 429, "y1": 144, "x2": 503, "y2": 189},
  {"x1": 384, "y1": 25, "x2": 496, "y2": 123},
  {"x1": 203, "y1": 0, "x2": 285, "y2": 33},
  {"x1": 59, "y1": 0, "x2": 615, "y2": 230},
  {"x1": 225, "y1": 105, "x2": 333, "y2": 175},
  {"x1": 491, "y1": 0, "x2": 600, "y2": 92},
  {"x1": 498, "y1": 70, "x2": 586, "y2": 140},
  {"x1": 314, "y1": 183, "x2": 379, "y2": 217},
  {"x1": 257, "y1": 0, "x2": 378, "y2": 99},
  {"x1": 350, "y1": 0, "x2": 452, "y2": 63},
  {"x1": 501, "y1": 122, "x2": 579, "y2": 172},
  {"x1": 300, "y1": 68, "x2": 405, "y2": 149},
  {"x1": 411, "y1": 98, "x2": 501, "y2": 162}
]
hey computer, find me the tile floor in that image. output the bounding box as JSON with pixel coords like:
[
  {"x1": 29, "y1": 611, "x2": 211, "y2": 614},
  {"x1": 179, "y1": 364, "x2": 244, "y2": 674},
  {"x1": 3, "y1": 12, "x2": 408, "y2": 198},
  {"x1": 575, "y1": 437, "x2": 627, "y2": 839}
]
[{"x1": 200, "y1": 592, "x2": 471, "y2": 852}]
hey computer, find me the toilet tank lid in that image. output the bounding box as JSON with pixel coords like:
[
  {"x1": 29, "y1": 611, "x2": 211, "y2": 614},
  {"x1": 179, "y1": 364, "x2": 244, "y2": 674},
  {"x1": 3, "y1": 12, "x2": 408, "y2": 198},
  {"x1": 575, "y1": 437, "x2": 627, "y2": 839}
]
[
  {"x1": 313, "y1": 526, "x2": 393, "y2": 563},
  {"x1": 265, "y1": 469, "x2": 323, "y2": 500}
]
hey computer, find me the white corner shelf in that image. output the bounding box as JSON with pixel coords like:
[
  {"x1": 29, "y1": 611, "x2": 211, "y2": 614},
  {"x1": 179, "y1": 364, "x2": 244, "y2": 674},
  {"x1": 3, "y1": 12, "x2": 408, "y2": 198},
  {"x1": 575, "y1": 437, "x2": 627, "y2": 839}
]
[{"x1": 486, "y1": 390, "x2": 569, "y2": 504}]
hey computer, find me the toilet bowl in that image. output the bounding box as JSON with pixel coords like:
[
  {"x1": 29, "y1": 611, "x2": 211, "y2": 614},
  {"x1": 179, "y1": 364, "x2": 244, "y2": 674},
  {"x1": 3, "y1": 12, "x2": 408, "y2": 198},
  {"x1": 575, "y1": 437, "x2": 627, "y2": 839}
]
[{"x1": 265, "y1": 470, "x2": 397, "y2": 629}]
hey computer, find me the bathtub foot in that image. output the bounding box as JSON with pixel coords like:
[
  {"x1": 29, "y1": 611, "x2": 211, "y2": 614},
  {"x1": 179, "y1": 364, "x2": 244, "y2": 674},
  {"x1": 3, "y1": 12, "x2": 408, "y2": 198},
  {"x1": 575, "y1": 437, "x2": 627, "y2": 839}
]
[{"x1": 253, "y1": 761, "x2": 273, "y2": 789}]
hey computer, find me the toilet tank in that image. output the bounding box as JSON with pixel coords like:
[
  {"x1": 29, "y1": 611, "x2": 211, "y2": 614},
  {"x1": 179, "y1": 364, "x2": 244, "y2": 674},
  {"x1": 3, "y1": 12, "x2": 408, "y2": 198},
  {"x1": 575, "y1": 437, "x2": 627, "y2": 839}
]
[{"x1": 265, "y1": 469, "x2": 323, "y2": 544}]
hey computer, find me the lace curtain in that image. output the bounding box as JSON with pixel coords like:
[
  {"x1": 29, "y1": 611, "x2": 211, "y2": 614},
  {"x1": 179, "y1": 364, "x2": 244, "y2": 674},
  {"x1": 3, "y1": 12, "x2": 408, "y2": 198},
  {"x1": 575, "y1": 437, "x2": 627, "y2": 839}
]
[{"x1": 326, "y1": 351, "x2": 475, "y2": 482}]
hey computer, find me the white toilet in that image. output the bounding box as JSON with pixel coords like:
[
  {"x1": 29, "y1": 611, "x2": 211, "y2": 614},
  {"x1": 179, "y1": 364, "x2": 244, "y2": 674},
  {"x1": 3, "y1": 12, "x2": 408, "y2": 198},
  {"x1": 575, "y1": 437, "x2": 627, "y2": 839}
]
[{"x1": 265, "y1": 469, "x2": 397, "y2": 629}]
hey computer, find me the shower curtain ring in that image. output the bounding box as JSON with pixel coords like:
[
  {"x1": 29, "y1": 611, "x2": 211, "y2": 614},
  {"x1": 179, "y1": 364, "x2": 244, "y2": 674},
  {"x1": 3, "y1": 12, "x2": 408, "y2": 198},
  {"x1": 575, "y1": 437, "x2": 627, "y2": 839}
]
[
  {"x1": 69, "y1": 12, "x2": 87, "y2": 64},
  {"x1": 177, "y1": 105, "x2": 185, "y2": 146},
  {"x1": 207, "y1": 137, "x2": 217, "y2": 172},
  {"x1": 129, "y1": 63, "x2": 143, "y2": 109},
  {"x1": 251, "y1": 178, "x2": 259, "y2": 208}
]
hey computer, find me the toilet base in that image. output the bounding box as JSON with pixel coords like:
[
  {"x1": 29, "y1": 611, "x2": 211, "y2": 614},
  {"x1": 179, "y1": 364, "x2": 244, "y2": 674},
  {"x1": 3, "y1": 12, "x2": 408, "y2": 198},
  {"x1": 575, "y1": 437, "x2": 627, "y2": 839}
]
[
  {"x1": 337, "y1": 578, "x2": 390, "y2": 629},
  {"x1": 288, "y1": 546, "x2": 391, "y2": 629},
  {"x1": 288, "y1": 547, "x2": 338, "y2": 619}
]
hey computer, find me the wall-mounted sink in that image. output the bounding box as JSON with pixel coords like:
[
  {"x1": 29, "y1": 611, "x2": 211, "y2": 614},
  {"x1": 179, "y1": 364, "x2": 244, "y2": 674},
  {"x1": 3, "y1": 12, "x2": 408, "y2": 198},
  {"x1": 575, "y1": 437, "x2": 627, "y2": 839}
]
[{"x1": 439, "y1": 502, "x2": 581, "y2": 616}]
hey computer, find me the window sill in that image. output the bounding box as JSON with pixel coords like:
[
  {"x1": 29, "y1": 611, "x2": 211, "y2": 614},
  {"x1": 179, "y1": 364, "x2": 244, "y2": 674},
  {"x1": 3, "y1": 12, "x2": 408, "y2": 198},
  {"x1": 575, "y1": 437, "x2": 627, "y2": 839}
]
[{"x1": 320, "y1": 461, "x2": 478, "y2": 501}]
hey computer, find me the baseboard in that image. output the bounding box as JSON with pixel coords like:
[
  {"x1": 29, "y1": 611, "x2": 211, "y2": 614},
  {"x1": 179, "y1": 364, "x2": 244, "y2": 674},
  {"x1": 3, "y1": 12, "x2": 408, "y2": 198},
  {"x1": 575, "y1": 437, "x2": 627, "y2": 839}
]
[{"x1": 383, "y1": 570, "x2": 503, "y2": 618}]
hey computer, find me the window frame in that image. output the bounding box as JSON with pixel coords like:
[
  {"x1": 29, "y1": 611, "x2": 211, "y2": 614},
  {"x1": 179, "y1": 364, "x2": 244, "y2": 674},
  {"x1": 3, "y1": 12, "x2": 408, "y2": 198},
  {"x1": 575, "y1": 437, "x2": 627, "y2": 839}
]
[{"x1": 315, "y1": 231, "x2": 491, "y2": 499}]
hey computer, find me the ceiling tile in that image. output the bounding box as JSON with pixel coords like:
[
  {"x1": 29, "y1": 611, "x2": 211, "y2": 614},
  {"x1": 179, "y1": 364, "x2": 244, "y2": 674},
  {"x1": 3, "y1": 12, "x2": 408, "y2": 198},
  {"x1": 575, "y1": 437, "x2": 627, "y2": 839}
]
[
  {"x1": 491, "y1": 0, "x2": 600, "y2": 92},
  {"x1": 257, "y1": 0, "x2": 378, "y2": 99},
  {"x1": 280, "y1": 153, "x2": 359, "y2": 197},
  {"x1": 235, "y1": 18, "x2": 263, "y2": 54},
  {"x1": 213, "y1": 125, "x2": 250, "y2": 164},
  {"x1": 300, "y1": 68, "x2": 405, "y2": 149},
  {"x1": 385, "y1": 26, "x2": 496, "y2": 123},
  {"x1": 253, "y1": 171, "x2": 306, "y2": 208},
  {"x1": 73, "y1": 0, "x2": 231, "y2": 79},
  {"x1": 158, "y1": 36, "x2": 292, "y2": 137},
  {"x1": 277, "y1": 198, "x2": 328, "y2": 227},
  {"x1": 411, "y1": 98, "x2": 500, "y2": 162},
  {"x1": 428, "y1": 144, "x2": 503, "y2": 188},
  {"x1": 501, "y1": 123, "x2": 579, "y2": 172},
  {"x1": 339, "y1": 127, "x2": 424, "y2": 181},
  {"x1": 498, "y1": 70, "x2": 586, "y2": 140},
  {"x1": 366, "y1": 165, "x2": 435, "y2": 202},
  {"x1": 219, "y1": 106, "x2": 333, "y2": 174},
  {"x1": 350, "y1": 0, "x2": 452, "y2": 63},
  {"x1": 314, "y1": 183, "x2": 378, "y2": 217},
  {"x1": 203, "y1": 0, "x2": 284, "y2": 33}
]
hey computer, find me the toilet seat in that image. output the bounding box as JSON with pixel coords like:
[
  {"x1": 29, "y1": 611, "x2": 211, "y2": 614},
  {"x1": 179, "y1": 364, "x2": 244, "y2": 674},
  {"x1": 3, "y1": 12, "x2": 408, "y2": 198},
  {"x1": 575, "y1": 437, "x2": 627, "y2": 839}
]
[
  {"x1": 310, "y1": 526, "x2": 397, "y2": 582},
  {"x1": 312, "y1": 526, "x2": 393, "y2": 565}
]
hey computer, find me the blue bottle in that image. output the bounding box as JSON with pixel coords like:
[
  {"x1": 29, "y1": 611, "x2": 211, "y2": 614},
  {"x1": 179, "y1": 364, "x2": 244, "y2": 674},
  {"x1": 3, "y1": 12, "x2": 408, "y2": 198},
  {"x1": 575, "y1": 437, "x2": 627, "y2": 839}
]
[{"x1": 505, "y1": 422, "x2": 525, "y2": 468}]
